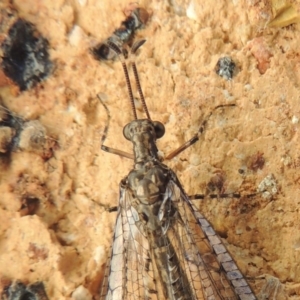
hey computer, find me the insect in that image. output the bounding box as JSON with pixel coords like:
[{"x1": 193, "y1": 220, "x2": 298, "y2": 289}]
[
  {"x1": 99, "y1": 40, "x2": 257, "y2": 300},
  {"x1": 91, "y1": 4, "x2": 150, "y2": 61}
]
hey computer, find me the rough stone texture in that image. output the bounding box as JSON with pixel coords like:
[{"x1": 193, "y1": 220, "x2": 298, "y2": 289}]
[{"x1": 0, "y1": 0, "x2": 300, "y2": 299}]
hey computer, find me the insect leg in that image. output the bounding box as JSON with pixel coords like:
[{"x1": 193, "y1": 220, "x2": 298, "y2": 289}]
[
  {"x1": 165, "y1": 104, "x2": 236, "y2": 160},
  {"x1": 189, "y1": 192, "x2": 259, "y2": 200},
  {"x1": 97, "y1": 94, "x2": 134, "y2": 160},
  {"x1": 189, "y1": 193, "x2": 241, "y2": 200},
  {"x1": 106, "y1": 206, "x2": 118, "y2": 212}
]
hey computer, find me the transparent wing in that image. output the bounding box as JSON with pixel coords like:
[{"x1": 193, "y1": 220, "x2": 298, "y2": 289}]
[
  {"x1": 100, "y1": 185, "x2": 165, "y2": 300},
  {"x1": 165, "y1": 175, "x2": 256, "y2": 300},
  {"x1": 100, "y1": 177, "x2": 256, "y2": 300}
]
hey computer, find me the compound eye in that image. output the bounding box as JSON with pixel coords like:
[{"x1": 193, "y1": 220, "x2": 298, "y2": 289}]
[
  {"x1": 123, "y1": 123, "x2": 131, "y2": 140},
  {"x1": 153, "y1": 121, "x2": 165, "y2": 139}
]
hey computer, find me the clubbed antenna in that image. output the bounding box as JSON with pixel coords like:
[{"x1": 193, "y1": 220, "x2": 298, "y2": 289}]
[
  {"x1": 130, "y1": 40, "x2": 151, "y2": 120},
  {"x1": 107, "y1": 41, "x2": 137, "y2": 120}
]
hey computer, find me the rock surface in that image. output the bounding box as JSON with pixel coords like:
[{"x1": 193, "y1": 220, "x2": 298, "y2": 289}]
[{"x1": 0, "y1": 0, "x2": 300, "y2": 299}]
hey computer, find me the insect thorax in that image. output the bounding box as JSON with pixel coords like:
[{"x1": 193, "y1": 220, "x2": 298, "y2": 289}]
[{"x1": 122, "y1": 119, "x2": 176, "y2": 232}]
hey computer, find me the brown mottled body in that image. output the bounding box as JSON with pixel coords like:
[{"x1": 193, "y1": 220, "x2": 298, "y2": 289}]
[{"x1": 123, "y1": 120, "x2": 193, "y2": 299}]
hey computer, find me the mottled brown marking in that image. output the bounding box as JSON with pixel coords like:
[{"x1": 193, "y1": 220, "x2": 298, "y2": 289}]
[
  {"x1": 247, "y1": 151, "x2": 265, "y2": 171},
  {"x1": 27, "y1": 243, "x2": 49, "y2": 261}
]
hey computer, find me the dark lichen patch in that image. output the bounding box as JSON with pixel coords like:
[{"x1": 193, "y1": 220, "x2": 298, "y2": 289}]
[
  {"x1": 215, "y1": 56, "x2": 236, "y2": 80},
  {"x1": 0, "y1": 103, "x2": 55, "y2": 159},
  {"x1": 0, "y1": 104, "x2": 24, "y2": 153},
  {"x1": 1, "y1": 281, "x2": 49, "y2": 300},
  {"x1": 1, "y1": 19, "x2": 52, "y2": 91}
]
